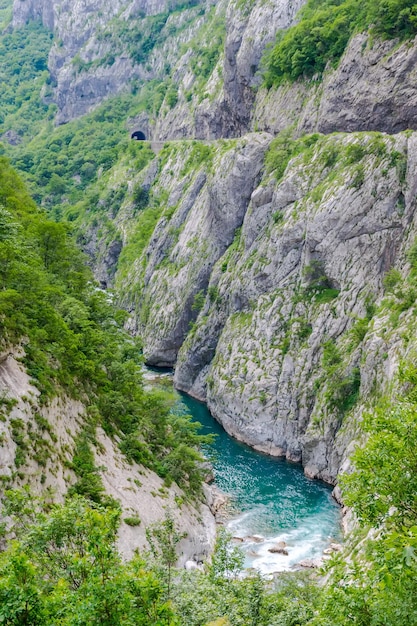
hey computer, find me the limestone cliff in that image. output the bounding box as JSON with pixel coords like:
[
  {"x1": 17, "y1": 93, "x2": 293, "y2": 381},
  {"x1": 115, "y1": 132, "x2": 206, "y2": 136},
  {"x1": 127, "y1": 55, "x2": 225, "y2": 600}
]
[
  {"x1": 253, "y1": 33, "x2": 417, "y2": 137},
  {"x1": 11, "y1": 0, "x2": 304, "y2": 132},
  {"x1": 174, "y1": 131, "x2": 416, "y2": 482},
  {"x1": 109, "y1": 130, "x2": 416, "y2": 484},
  {"x1": 117, "y1": 134, "x2": 272, "y2": 364},
  {"x1": 13, "y1": 0, "x2": 211, "y2": 124},
  {"x1": 12, "y1": 0, "x2": 417, "y2": 139}
]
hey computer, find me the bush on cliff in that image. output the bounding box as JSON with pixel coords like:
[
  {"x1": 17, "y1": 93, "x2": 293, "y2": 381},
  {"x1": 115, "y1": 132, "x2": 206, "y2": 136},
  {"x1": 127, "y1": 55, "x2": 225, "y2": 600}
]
[{"x1": 263, "y1": 0, "x2": 417, "y2": 87}]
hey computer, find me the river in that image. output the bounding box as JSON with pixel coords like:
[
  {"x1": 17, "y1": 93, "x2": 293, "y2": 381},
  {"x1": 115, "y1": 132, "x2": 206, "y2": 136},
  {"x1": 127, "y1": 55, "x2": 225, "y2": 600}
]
[
  {"x1": 180, "y1": 393, "x2": 341, "y2": 575},
  {"x1": 144, "y1": 368, "x2": 341, "y2": 574}
]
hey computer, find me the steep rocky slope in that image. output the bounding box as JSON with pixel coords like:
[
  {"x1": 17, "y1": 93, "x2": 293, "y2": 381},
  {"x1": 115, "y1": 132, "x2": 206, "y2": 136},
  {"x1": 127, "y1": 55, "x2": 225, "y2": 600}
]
[
  {"x1": 0, "y1": 156, "x2": 216, "y2": 563},
  {"x1": 12, "y1": 0, "x2": 417, "y2": 140},
  {"x1": 175, "y1": 131, "x2": 416, "y2": 482},
  {"x1": 12, "y1": 0, "x2": 211, "y2": 124},
  {"x1": 105, "y1": 129, "x2": 416, "y2": 484},
  {"x1": 253, "y1": 32, "x2": 417, "y2": 137},
  {"x1": 117, "y1": 134, "x2": 272, "y2": 364},
  {"x1": 11, "y1": 0, "x2": 305, "y2": 134},
  {"x1": 0, "y1": 348, "x2": 215, "y2": 563}
]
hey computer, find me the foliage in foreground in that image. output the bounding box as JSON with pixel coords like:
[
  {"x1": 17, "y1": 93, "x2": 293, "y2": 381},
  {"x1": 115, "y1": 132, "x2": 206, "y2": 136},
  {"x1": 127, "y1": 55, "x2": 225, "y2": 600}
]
[
  {"x1": 326, "y1": 400, "x2": 417, "y2": 625},
  {"x1": 263, "y1": 0, "x2": 417, "y2": 87},
  {"x1": 0, "y1": 492, "x2": 319, "y2": 626},
  {"x1": 0, "y1": 493, "x2": 177, "y2": 626},
  {"x1": 0, "y1": 158, "x2": 210, "y2": 495}
]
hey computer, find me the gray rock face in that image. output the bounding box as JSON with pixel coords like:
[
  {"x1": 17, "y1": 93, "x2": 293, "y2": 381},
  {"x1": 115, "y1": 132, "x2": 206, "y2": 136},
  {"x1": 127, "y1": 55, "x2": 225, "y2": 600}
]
[
  {"x1": 52, "y1": 57, "x2": 136, "y2": 124},
  {"x1": 153, "y1": 0, "x2": 305, "y2": 139},
  {"x1": 316, "y1": 34, "x2": 417, "y2": 134},
  {"x1": 120, "y1": 133, "x2": 272, "y2": 366},
  {"x1": 13, "y1": 0, "x2": 208, "y2": 124},
  {"x1": 12, "y1": 0, "x2": 304, "y2": 132},
  {"x1": 222, "y1": 0, "x2": 305, "y2": 134},
  {"x1": 254, "y1": 33, "x2": 417, "y2": 137},
  {"x1": 12, "y1": 0, "x2": 55, "y2": 29},
  {"x1": 106, "y1": 131, "x2": 417, "y2": 485},
  {"x1": 13, "y1": 0, "x2": 134, "y2": 122},
  {"x1": 12, "y1": 0, "x2": 417, "y2": 138}
]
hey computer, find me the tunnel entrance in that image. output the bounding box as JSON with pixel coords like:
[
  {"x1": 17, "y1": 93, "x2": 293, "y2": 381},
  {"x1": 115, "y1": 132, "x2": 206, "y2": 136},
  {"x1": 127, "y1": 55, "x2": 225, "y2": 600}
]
[{"x1": 131, "y1": 130, "x2": 146, "y2": 140}]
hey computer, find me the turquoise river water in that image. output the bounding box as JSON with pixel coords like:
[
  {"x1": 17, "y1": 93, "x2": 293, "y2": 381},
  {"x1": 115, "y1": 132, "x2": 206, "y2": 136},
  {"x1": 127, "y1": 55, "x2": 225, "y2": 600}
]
[{"x1": 180, "y1": 393, "x2": 341, "y2": 575}]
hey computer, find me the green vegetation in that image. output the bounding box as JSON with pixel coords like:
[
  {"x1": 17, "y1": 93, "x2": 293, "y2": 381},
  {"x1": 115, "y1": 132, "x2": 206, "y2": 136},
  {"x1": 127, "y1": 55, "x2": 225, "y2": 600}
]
[
  {"x1": 116, "y1": 191, "x2": 167, "y2": 283},
  {"x1": 10, "y1": 95, "x2": 155, "y2": 218},
  {"x1": 0, "y1": 0, "x2": 12, "y2": 31},
  {"x1": 302, "y1": 260, "x2": 338, "y2": 299},
  {"x1": 192, "y1": 289, "x2": 206, "y2": 313},
  {"x1": 180, "y1": 141, "x2": 214, "y2": 176},
  {"x1": 263, "y1": 0, "x2": 417, "y2": 87},
  {"x1": 315, "y1": 341, "x2": 361, "y2": 416},
  {"x1": 132, "y1": 183, "x2": 150, "y2": 211},
  {"x1": 0, "y1": 21, "x2": 55, "y2": 142},
  {"x1": 329, "y1": 378, "x2": 417, "y2": 625},
  {"x1": 124, "y1": 515, "x2": 141, "y2": 526},
  {"x1": 1, "y1": 5, "x2": 417, "y2": 624},
  {"x1": 101, "y1": 13, "x2": 169, "y2": 66},
  {"x1": 189, "y1": 14, "x2": 225, "y2": 82},
  {"x1": 0, "y1": 492, "x2": 320, "y2": 625},
  {"x1": 10, "y1": 418, "x2": 27, "y2": 469},
  {"x1": 0, "y1": 159, "x2": 211, "y2": 496},
  {"x1": 1, "y1": 126, "x2": 417, "y2": 624},
  {"x1": 68, "y1": 431, "x2": 109, "y2": 505},
  {"x1": 96, "y1": 1, "x2": 200, "y2": 70},
  {"x1": 378, "y1": 238, "x2": 417, "y2": 326},
  {"x1": 264, "y1": 132, "x2": 321, "y2": 183},
  {"x1": 0, "y1": 493, "x2": 177, "y2": 625}
]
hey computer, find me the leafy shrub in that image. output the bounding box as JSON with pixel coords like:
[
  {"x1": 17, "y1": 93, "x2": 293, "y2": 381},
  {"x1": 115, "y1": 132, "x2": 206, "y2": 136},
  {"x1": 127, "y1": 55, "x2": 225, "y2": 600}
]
[
  {"x1": 350, "y1": 164, "x2": 365, "y2": 188},
  {"x1": 189, "y1": 13, "x2": 225, "y2": 82},
  {"x1": 132, "y1": 184, "x2": 150, "y2": 211},
  {"x1": 303, "y1": 259, "x2": 331, "y2": 291},
  {"x1": 180, "y1": 142, "x2": 214, "y2": 176},
  {"x1": 124, "y1": 515, "x2": 141, "y2": 526},
  {"x1": 192, "y1": 290, "x2": 206, "y2": 312},
  {"x1": 165, "y1": 83, "x2": 179, "y2": 108},
  {"x1": 383, "y1": 267, "x2": 402, "y2": 292},
  {"x1": 264, "y1": 132, "x2": 320, "y2": 182}
]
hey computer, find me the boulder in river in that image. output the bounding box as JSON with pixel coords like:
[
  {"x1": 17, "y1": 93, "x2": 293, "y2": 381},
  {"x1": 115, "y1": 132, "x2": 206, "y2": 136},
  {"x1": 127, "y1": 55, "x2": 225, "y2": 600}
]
[
  {"x1": 298, "y1": 558, "x2": 324, "y2": 569},
  {"x1": 245, "y1": 535, "x2": 264, "y2": 543},
  {"x1": 268, "y1": 542, "x2": 289, "y2": 555}
]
